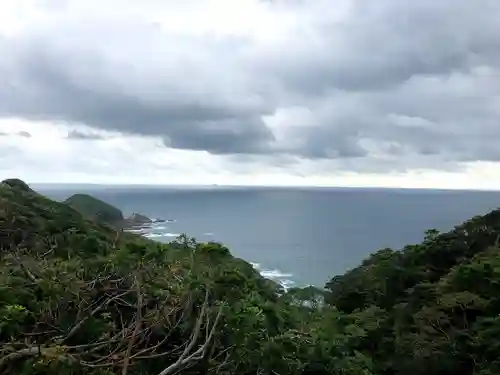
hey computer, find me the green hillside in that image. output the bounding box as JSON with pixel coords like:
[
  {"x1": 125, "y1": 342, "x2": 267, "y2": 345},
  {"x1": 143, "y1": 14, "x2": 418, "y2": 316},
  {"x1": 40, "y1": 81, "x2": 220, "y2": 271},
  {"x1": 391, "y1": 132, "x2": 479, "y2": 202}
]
[
  {"x1": 1, "y1": 178, "x2": 500, "y2": 374},
  {"x1": 64, "y1": 193, "x2": 124, "y2": 225},
  {"x1": 324, "y1": 211, "x2": 500, "y2": 374}
]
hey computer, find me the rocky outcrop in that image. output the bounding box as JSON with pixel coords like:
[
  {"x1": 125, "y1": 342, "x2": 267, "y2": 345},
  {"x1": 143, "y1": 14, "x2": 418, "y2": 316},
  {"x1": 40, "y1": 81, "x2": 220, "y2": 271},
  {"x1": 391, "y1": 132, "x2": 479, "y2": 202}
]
[{"x1": 123, "y1": 212, "x2": 153, "y2": 228}]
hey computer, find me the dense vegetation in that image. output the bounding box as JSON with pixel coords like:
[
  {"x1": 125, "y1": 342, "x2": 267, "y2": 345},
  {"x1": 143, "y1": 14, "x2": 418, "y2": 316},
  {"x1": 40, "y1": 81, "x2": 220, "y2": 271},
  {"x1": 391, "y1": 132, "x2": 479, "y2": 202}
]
[
  {"x1": 1, "y1": 178, "x2": 499, "y2": 374},
  {"x1": 64, "y1": 193, "x2": 124, "y2": 225}
]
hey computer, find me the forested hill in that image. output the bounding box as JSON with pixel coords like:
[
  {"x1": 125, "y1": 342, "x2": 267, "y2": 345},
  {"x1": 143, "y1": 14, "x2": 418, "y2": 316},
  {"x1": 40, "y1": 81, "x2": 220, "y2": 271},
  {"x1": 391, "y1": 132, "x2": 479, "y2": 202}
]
[
  {"x1": 64, "y1": 193, "x2": 125, "y2": 225},
  {"x1": 323, "y1": 205, "x2": 500, "y2": 374},
  {"x1": 1, "y1": 178, "x2": 500, "y2": 375}
]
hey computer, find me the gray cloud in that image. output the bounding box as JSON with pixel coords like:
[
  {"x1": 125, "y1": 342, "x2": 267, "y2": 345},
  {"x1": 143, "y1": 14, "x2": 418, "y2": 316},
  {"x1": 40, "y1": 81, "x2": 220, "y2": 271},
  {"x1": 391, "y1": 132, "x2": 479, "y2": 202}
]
[
  {"x1": 267, "y1": 1, "x2": 500, "y2": 94},
  {"x1": 17, "y1": 131, "x2": 32, "y2": 138},
  {"x1": 66, "y1": 129, "x2": 107, "y2": 140},
  {"x1": 0, "y1": 23, "x2": 276, "y2": 155},
  {"x1": 1, "y1": 0, "x2": 500, "y2": 172},
  {"x1": 0, "y1": 131, "x2": 32, "y2": 138}
]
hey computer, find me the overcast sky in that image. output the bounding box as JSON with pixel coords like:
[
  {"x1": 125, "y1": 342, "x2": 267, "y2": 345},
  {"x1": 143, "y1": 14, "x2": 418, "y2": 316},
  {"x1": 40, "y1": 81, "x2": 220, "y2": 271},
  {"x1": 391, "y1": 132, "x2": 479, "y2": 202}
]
[{"x1": 1, "y1": 0, "x2": 500, "y2": 188}]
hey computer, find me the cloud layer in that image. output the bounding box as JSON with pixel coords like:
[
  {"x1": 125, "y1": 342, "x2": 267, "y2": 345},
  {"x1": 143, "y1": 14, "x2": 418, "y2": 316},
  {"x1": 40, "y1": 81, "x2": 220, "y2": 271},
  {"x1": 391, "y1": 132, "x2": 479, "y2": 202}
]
[{"x1": 1, "y1": 0, "x2": 500, "y2": 183}]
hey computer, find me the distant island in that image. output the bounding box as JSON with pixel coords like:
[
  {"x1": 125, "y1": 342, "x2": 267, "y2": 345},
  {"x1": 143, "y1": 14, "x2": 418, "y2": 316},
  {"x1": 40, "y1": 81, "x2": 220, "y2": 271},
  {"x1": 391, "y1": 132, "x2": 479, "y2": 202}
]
[{"x1": 1, "y1": 177, "x2": 500, "y2": 374}]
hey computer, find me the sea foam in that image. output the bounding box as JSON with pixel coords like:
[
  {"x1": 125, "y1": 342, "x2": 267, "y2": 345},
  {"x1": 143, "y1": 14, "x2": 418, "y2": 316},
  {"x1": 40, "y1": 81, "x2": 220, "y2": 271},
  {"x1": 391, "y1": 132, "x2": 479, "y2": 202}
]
[{"x1": 250, "y1": 262, "x2": 295, "y2": 291}]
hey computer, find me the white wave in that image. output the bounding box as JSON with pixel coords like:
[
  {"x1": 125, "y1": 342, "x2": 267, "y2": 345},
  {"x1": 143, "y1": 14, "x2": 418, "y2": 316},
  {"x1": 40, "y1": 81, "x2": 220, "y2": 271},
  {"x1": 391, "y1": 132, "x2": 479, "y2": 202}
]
[
  {"x1": 260, "y1": 269, "x2": 293, "y2": 279},
  {"x1": 153, "y1": 225, "x2": 167, "y2": 230},
  {"x1": 250, "y1": 262, "x2": 295, "y2": 290},
  {"x1": 163, "y1": 232, "x2": 181, "y2": 237},
  {"x1": 144, "y1": 232, "x2": 181, "y2": 238},
  {"x1": 280, "y1": 279, "x2": 296, "y2": 289},
  {"x1": 250, "y1": 262, "x2": 261, "y2": 269},
  {"x1": 125, "y1": 228, "x2": 145, "y2": 234},
  {"x1": 203, "y1": 232, "x2": 214, "y2": 236}
]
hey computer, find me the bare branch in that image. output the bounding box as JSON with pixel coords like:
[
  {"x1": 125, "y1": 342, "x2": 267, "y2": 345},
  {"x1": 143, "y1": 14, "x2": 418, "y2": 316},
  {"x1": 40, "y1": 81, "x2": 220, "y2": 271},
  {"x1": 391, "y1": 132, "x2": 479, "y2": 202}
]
[
  {"x1": 156, "y1": 292, "x2": 224, "y2": 375},
  {"x1": 11, "y1": 248, "x2": 38, "y2": 283},
  {"x1": 0, "y1": 346, "x2": 41, "y2": 368},
  {"x1": 181, "y1": 291, "x2": 209, "y2": 358},
  {"x1": 122, "y1": 277, "x2": 143, "y2": 375},
  {"x1": 59, "y1": 290, "x2": 131, "y2": 344}
]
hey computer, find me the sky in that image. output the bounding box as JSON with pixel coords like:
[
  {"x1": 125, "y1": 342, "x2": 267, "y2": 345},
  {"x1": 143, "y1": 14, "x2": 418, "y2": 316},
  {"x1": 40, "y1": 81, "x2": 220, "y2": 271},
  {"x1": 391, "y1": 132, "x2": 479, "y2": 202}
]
[{"x1": 1, "y1": 0, "x2": 500, "y2": 189}]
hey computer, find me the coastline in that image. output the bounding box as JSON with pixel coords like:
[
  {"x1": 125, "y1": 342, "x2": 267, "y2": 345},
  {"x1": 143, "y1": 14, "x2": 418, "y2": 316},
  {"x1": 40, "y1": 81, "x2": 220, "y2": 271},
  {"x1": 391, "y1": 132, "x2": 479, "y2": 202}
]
[{"x1": 123, "y1": 220, "x2": 297, "y2": 291}]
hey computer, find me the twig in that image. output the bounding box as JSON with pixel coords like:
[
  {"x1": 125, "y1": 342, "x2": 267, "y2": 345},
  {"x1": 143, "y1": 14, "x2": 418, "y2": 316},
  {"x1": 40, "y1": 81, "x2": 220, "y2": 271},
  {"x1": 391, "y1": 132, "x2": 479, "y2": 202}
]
[
  {"x1": 12, "y1": 251, "x2": 38, "y2": 283},
  {"x1": 122, "y1": 277, "x2": 143, "y2": 375},
  {"x1": 59, "y1": 290, "x2": 131, "y2": 344},
  {"x1": 156, "y1": 292, "x2": 223, "y2": 375},
  {"x1": 214, "y1": 350, "x2": 233, "y2": 374},
  {"x1": 0, "y1": 346, "x2": 41, "y2": 368}
]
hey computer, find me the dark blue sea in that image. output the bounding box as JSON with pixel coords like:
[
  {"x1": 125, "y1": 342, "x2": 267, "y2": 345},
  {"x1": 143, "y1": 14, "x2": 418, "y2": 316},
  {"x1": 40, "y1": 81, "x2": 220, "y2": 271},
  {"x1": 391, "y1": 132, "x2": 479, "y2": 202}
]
[{"x1": 36, "y1": 185, "x2": 500, "y2": 289}]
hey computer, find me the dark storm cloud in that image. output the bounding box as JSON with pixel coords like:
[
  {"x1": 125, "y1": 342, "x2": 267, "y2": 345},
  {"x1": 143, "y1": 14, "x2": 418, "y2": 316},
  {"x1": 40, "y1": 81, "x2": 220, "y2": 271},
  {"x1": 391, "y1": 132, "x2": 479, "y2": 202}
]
[
  {"x1": 1, "y1": 0, "x2": 500, "y2": 172},
  {"x1": 0, "y1": 26, "x2": 276, "y2": 155},
  {"x1": 256, "y1": 0, "x2": 500, "y2": 169}
]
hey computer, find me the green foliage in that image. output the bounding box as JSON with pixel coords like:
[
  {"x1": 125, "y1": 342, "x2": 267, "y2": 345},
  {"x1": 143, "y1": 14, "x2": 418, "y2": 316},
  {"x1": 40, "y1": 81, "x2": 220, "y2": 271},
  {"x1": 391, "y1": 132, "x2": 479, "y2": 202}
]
[
  {"x1": 326, "y1": 209, "x2": 500, "y2": 374},
  {"x1": 0, "y1": 179, "x2": 344, "y2": 374},
  {"x1": 1, "y1": 178, "x2": 32, "y2": 192},
  {"x1": 1, "y1": 178, "x2": 500, "y2": 374},
  {"x1": 64, "y1": 193, "x2": 124, "y2": 225}
]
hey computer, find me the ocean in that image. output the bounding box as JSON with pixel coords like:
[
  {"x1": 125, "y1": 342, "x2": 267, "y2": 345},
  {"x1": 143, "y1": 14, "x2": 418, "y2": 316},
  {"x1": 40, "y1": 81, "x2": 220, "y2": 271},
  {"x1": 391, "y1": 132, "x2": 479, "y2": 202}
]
[{"x1": 37, "y1": 185, "x2": 500, "y2": 289}]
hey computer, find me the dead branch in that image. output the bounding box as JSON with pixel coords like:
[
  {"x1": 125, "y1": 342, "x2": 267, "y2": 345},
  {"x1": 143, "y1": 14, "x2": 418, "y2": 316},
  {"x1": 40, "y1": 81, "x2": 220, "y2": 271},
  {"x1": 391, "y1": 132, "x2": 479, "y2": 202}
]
[
  {"x1": 213, "y1": 349, "x2": 233, "y2": 374},
  {"x1": 129, "y1": 304, "x2": 188, "y2": 361},
  {"x1": 16, "y1": 258, "x2": 38, "y2": 283},
  {"x1": 11, "y1": 247, "x2": 38, "y2": 283},
  {"x1": 0, "y1": 255, "x2": 226, "y2": 375},
  {"x1": 0, "y1": 346, "x2": 41, "y2": 368},
  {"x1": 122, "y1": 277, "x2": 143, "y2": 375},
  {"x1": 113, "y1": 230, "x2": 120, "y2": 249},
  {"x1": 58, "y1": 290, "x2": 131, "y2": 344},
  {"x1": 156, "y1": 291, "x2": 223, "y2": 375}
]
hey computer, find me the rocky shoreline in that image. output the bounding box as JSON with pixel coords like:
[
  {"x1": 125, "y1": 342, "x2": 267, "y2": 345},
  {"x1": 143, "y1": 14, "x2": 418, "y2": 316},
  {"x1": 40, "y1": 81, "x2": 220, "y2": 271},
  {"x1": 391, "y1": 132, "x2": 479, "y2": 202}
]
[{"x1": 121, "y1": 212, "x2": 168, "y2": 229}]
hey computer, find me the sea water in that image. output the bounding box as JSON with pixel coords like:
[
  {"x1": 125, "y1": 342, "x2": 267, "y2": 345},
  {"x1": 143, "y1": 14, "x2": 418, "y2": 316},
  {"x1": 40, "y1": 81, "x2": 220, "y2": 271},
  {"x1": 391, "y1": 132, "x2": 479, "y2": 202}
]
[{"x1": 38, "y1": 185, "x2": 500, "y2": 289}]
